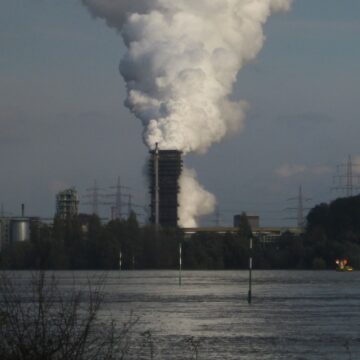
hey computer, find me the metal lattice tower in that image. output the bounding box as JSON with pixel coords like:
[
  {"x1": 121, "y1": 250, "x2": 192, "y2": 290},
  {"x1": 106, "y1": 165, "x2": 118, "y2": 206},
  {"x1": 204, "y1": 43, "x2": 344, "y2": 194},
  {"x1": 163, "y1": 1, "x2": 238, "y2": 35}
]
[
  {"x1": 105, "y1": 177, "x2": 143, "y2": 221},
  {"x1": 285, "y1": 185, "x2": 311, "y2": 228},
  {"x1": 332, "y1": 155, "x2": 360, "y2": 197},
  {"x1": 111, "y1": 177, "x2": 130, "y2": 220},
  {"x1": 83, "y1": 180, "x2": 107, "y2": 216}
]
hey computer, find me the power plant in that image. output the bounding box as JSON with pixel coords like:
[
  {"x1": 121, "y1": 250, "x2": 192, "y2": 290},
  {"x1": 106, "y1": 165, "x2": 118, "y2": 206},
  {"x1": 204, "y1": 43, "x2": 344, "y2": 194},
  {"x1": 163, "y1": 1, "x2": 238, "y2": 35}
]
[{"x1": 149, "y1": 145, "x2": 183, "y2": 228}]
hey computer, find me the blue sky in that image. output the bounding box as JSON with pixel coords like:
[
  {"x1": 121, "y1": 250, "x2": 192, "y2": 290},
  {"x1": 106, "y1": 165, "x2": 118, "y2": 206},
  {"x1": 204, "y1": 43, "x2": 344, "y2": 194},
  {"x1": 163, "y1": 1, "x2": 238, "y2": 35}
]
[{"x1": 1, "y1": 0, "x2": 360, "y2": 226}]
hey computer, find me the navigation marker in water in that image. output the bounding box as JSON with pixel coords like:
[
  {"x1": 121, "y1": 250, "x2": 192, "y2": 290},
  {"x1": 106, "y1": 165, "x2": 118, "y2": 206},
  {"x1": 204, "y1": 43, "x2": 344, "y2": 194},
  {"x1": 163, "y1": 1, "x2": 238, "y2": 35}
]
[
  {"x1": 248, "y1": 237, "x2": 253, "y2": 304},
  {"x1": 179, "y1": 242, "x2": 182, "y2": 286}
]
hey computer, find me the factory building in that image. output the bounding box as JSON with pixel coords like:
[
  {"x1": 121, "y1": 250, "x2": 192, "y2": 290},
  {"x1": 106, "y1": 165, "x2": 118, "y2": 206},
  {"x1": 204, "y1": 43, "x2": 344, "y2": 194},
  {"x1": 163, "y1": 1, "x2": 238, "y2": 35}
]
[
  {"x1": 56, "y1": 188, "x2": 79, "y2": 219},
  {"x1": 149, "y1": 147, "x2": 183, "y2": 228},
  {"x1": 234, "y1": 214, "x2": 260, "y2": 229}
]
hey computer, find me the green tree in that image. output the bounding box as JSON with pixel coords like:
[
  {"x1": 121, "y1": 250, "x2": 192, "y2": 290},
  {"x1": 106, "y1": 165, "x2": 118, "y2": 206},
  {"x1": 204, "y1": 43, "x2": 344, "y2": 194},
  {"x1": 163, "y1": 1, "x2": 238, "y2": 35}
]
[{"x1": 223, "y1": 232, "x2": 248, "y2": 269}]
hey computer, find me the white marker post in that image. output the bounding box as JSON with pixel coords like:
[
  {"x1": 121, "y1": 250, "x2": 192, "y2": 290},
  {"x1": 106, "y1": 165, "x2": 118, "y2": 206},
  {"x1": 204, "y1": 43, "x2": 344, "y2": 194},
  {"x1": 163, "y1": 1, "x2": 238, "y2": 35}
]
[
  {"x1": 155, "y1": 143, "x2": 160, "y2": 230},
  {"x1": 248, "y1": 237, "x2": 253, "y2": 304},
  {"x1": 179, "y1": 242, "x2": 182, "y2": 286}
]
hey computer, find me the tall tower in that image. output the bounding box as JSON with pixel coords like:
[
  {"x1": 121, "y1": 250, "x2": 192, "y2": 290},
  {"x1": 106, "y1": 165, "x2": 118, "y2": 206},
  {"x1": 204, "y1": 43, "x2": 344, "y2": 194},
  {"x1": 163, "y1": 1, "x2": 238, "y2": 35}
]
[
  {"x1": 286, "y1": 185, "x2": 310, "y2": 229},
  {"x1": 107, "y1": 177, "x2": 130, "y2": 220},
  {"x1": 332, "y1": 155, "x2": 360, "y2": 197},
  {"x1": 56, "y1": 188, "x2": 79, "y2": 219},
  {"x1": 149, "y1": 146, "x2": 183, "y2": 228}
]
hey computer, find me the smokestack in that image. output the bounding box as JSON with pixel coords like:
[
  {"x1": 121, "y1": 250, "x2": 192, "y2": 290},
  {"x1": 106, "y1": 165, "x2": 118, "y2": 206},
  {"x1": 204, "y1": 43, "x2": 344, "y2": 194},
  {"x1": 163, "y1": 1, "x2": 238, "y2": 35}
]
[
  {"x1": 21, "y1": 203, "x2": 25, "y2": 217},
  {"x1": 149, "y1": 148, "x2": 182, "y2": 228}
]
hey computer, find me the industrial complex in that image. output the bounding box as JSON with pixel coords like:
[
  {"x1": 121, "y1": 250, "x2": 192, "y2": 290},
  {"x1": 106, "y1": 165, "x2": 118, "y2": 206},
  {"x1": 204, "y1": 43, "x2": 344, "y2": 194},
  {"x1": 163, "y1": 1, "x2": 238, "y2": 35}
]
[
  {"x1": 0, "y1": 145, "x2": 314, "y2": 250},
  {"x1": 0, "y1": 151, "x2": 307, "y2": 251}
]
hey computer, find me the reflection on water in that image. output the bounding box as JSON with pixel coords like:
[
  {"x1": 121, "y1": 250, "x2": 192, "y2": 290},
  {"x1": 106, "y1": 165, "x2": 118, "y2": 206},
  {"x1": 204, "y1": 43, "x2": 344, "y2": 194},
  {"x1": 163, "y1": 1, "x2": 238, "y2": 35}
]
[{"x1": 6, "y1": 271, "x2": 360, "y2": 359}]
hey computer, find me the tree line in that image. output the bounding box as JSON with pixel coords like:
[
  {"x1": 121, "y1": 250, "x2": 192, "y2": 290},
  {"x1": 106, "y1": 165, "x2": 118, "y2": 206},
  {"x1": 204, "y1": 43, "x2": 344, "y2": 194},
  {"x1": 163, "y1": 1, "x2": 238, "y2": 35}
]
[{"x1": 1, "y1": 195, "x2": 360, "y2": 270}]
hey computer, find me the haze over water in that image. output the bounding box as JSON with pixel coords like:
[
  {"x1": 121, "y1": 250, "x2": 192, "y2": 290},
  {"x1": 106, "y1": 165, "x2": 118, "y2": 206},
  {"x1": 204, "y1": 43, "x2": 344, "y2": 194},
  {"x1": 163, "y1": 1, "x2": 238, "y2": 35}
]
[{"x1": 16, "y1": 270, "x2": 360, "y2": 359}]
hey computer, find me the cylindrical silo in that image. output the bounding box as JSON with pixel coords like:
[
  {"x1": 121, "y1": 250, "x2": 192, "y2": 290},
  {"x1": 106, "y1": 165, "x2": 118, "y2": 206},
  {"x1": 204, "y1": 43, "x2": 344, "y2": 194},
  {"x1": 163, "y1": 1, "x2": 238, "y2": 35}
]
[{"x1": 10, "y1": 218, "x2": 30, "y2": 242}]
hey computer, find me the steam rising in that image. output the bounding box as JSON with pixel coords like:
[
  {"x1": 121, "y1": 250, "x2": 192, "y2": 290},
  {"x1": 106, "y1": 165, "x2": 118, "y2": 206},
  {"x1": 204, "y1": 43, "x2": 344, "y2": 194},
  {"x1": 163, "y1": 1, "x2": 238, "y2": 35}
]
[
  {"x1": 178, "y1": 168, "x2": 216, "y2": 228},
  {"x1": 82, "y1": 0, "x2": 291, "y2": 226}
]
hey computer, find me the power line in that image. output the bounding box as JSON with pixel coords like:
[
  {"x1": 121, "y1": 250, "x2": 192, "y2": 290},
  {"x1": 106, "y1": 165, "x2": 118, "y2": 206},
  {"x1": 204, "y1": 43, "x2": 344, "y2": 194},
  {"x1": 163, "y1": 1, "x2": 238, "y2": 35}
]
[
  {"x1": 284, "y1": 185, "x2": 311, "y2": 228},
  {"x1": 332, "y1": 155, "x2": 360, "y2": 197},
  {"x1": 82, "y1": 180, "x2": 107, "y2": 216},
  {"x1": 105, "y1": 177, "x2": 131, "y2": 220}
]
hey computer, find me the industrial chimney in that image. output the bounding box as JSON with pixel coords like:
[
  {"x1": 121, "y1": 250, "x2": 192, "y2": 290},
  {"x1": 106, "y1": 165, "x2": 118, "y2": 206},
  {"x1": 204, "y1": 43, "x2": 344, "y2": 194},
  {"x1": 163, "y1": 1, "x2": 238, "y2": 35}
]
[{"x1": 149, "y1": 146, "x2": 183, "y2": 228}]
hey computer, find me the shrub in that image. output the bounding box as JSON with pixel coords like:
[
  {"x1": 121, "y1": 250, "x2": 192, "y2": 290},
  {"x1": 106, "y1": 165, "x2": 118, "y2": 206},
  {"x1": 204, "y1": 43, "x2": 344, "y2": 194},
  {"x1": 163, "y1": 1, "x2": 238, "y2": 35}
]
[{"x1": 0, "y1": 271, "x2": 136, "y2": 360}]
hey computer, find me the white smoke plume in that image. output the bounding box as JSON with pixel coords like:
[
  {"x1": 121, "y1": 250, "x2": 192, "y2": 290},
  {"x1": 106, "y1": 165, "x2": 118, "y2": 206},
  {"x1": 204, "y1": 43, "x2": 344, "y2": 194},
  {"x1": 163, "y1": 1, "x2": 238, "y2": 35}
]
[
  {"x1": 178, "y1": 168, "x2": 216, "y2": 227},
  {"x1": 82, "y1": 0, "x2": 291, "y2": 226}
]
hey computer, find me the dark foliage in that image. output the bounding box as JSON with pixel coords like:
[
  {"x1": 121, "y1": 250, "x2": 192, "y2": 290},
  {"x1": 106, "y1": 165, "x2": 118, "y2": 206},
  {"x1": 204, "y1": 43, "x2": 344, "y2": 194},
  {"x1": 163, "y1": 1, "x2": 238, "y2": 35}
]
[
  {"x1": 0, "y1": 213, "x2": 252, "y2": 270},
  {"x1": 2, "y1": 196, "x2": 360, "y2": 270},
  {"x1": 303, "y1": 195, "x2": 360, "y2": 268},
  {"x1": 0, "y1": 272, "x2": 137, "y2": 360}
]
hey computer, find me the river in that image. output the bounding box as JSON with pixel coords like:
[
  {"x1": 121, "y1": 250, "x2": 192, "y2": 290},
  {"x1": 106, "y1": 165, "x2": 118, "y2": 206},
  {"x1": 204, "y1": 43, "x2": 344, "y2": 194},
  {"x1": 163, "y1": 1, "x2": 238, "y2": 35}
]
[{"x1": 5, "y1": 270, "x2": 360, "y2": 359}]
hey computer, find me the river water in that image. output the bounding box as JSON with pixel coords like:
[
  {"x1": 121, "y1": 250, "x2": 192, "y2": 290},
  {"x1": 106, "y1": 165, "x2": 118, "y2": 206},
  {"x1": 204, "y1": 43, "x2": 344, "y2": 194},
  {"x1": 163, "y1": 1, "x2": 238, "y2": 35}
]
[{"x1": 6, "y1": 270, "x2": 360, "y2": 359}]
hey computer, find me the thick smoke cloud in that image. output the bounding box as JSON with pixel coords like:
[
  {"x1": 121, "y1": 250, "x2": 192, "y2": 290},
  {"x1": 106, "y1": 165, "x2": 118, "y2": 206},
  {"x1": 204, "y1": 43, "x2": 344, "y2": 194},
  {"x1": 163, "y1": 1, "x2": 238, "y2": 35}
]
[
  {"x1": 178, "y1": 168, "x2": 216, "y2": 227},
  {"x1": 177, "y1": 166, "x2": 217, "y2": 227},
  {"x1": 82, "y1": 0, "x2": 291, "y2": 226},
  {"x1": 81, "y1": 0, "x2": 150, "y2": 29}
]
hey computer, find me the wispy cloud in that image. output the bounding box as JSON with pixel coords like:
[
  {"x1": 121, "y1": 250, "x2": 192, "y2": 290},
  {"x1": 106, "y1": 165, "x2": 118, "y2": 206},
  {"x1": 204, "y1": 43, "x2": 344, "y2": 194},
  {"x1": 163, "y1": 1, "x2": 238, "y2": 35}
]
[
  {"x1": 275, "y1": 163, "x2": 332, "y2": 178},
  {"x1": 275, "y1": 164, "x2": 307, "y2": 178}
]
